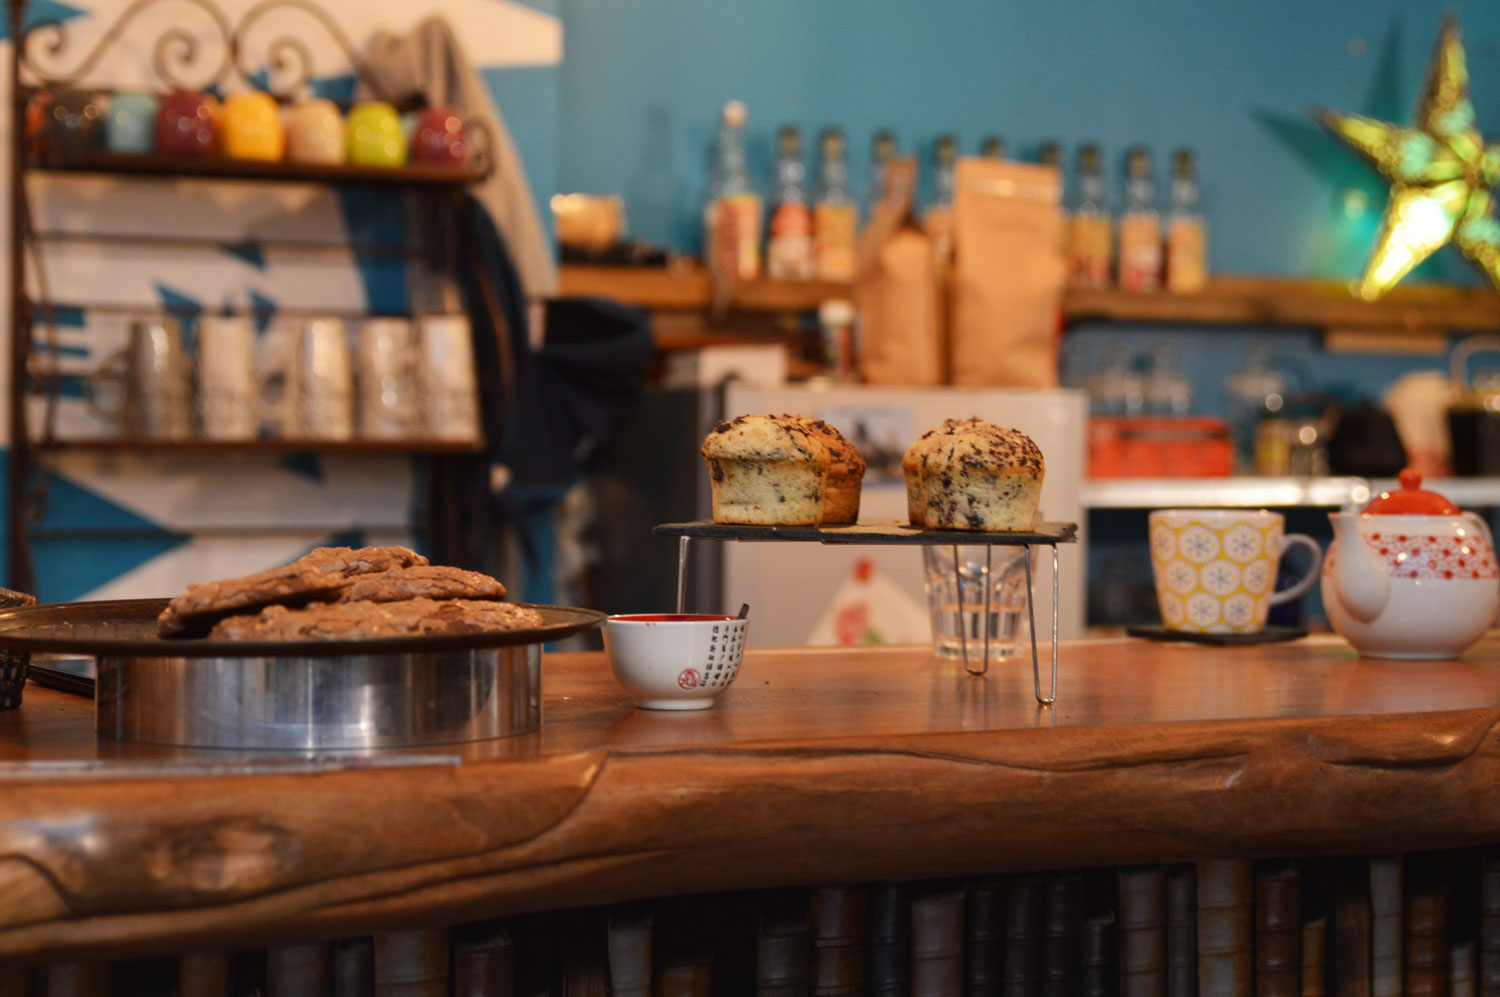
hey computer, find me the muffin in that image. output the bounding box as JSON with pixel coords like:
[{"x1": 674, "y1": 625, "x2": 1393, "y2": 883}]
[
  {"x1": 701, "y1": 414, "x2": 865, "y2": 525},
  {"x1": 902, "y1": 418, "x2": 1044, "y2": 531}
]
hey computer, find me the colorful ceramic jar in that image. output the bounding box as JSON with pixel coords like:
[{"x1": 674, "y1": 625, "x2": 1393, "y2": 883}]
[
  {"x1": 155, "y1": 90, "x2": 219, "y2": 157},
  {"x1": 104, "y1": 91, "x2": 158, "y2": 155},
  {"x1": 347, "y1": 101, "x2": 407, "y2": 167},
  {"x1": 411, "y1": 107, "x2": 466, "y2": 166},
  {"x1": 220, "y1": 92, "x2": 284, "y2": 161},
  {"x1": 285, "y1": 98, "x2": 345, "y2": 165}
]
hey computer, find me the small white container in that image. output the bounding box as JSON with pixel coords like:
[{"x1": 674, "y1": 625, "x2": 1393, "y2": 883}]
[{"x1": 603, "y1": 614, "x2": 748, "y2": 710}]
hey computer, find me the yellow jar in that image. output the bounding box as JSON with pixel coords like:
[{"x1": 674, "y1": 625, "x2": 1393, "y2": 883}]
[{"x1": 220, "y1": 92, "x2": 284, "y2": 162}]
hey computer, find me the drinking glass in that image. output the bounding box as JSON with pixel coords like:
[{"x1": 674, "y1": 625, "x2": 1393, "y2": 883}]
[{"x1": 922, "y1": 545, "x2": 1032, "y2": 661}]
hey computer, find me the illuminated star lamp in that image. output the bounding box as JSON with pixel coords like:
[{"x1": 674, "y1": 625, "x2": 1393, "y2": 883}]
[{"x1": 1315, "y1": 15, "x2": 1500, "y2": 300}]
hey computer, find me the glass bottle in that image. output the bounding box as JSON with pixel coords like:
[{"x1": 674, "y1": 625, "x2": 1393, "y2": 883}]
[
  {"x1": 979, "y1": 134, "x2": 1005, "y2": 159},
  {"x1": 1089, "y1": 344, "x2": 1145, "y2": 417},
  {"x1": 1039, "y1": 140, "x2": 1067, "y2": 260},
  {"x1": 814, "y1": 127, "x2": 858, "y2": 282},
  {"x1": 1068, "y1": 143, "x2": 1112, "y2": 289},
  {"x1": 1142, "y1": 345, "x2": 1192, "y2": 416},
  {"x1": 1222, "y1": 345, "x2": 1288, "y2": 474},
  {"x1": 1166, "y1": 147, "x2": 1208, "y2": 293},
  {"x1": 926, "y1": 133, "x2": 959, "y2": 271},
  {"x1": 766, "y1": 125, "x2": 814, "y2": 280},
  {"x1": 867, "y1": 129, "x2": 897, "y2": 212},
  {"x1": 1118, "y1": 145, "x2": 1162, "y2": 292},
  {"x1": 702, "y1": 100, "x2": 761, "y2": 279}
]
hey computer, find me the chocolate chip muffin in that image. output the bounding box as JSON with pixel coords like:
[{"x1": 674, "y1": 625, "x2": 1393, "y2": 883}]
[
  {"x1": 701, "y1": 414, "x2": 865, "y2": 525},
  {"x1": 902, "y1": 418, "x2": 1044, "y2": 531}
]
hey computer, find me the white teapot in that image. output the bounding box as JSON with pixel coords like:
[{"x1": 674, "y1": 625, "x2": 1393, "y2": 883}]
[{"x1": 1323, "y1": 469, "x2": 1500, "y2": 659}]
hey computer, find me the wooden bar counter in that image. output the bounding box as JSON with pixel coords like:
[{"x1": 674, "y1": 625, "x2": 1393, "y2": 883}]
[{"x1": 4, "y1": 635, "x2": 1500, "y2": 964}]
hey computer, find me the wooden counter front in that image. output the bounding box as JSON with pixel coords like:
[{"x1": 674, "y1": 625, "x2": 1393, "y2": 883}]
[{"x1": 4, "y1": 636, "x2": 1500, "y2": 963}]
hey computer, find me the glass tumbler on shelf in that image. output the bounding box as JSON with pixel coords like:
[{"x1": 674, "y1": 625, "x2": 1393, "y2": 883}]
[{"x1": 922, "y1": 545, "x2": 1033, "y2": 662}]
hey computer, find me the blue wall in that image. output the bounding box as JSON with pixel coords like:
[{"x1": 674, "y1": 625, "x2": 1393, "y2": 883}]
[{"x1": 557, "y1": 0, "x2": 1500, "y2": 286}]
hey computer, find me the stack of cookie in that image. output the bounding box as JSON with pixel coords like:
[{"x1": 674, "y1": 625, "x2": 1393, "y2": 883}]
[{"x1": 156, "y1": 546, "x2": 541, "y2": 639}]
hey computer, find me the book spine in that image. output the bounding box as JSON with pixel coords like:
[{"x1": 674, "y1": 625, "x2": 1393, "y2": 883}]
[
  {"x1": 1300, "y1": 916, "x2": 1326, "y2": 997},
  {"x1": 1081, "y1": 913, "x2": 1117, "y2": 997},
  {"x1": 1042, "y1": 873, "x2": 1083, "y2": 997},
  {"x1": 756, "y1": 908, "x2": 810, "y2": 997},
  {"x1": 374, "y1": 928, "x2": 448, "y2": 997},
  {"x1": 965, "y1": 879, "x2": 1004, "y2": 997},
  {"x1": 455, "y1": 925, "x2": 517, "y2": 997},
  {"x1": 1333, "y1": 883, "x2": 1369, "y2": 997},
  {"x1": 867, "y1": 884, "x2": 911, "y2": 997},
  {"x1": 1368, "y1": 856, "x2": 1402, "y2": 997},
  {"x1": 1482, "y1": 853, "x2": 1500, "y2": 997},
  {"x1": 180, "y1": 952, "x2": 234, "y2": 997},
  {"x1": 333, "y1": 937, "x2": 374, "y2": 997},
  {"x1": 1004, "y1": 876, "x2": 1044, "y2": 997},
  {"x1": 606, "y1": 913, "x2": 652, "y2": 997},
  {"x1": 1168, "y1": 865, "x2": 1198, "y2": 997},
  {"x1": 43, "y1": 963, "x2": 107, "y2": 997},
  {"x1": 266, "y1": 942, "x2": 332, "y2": 997},
  {"x1": 1256, "y1": 863, "x2": 1301, "y2": 997},
  {"x1": 911, "y1": 887, "x2": 965, "y2": 997},
  {"x1": 811, "y1": 885, "x2": 866, "y2": 997},
  {"x1": 1119, "y1": 865, "x2": 1167, "y2": 997},
  {"x1": 1403, "y1": 888, "x2": 1447, "y2": 997},
  {"x1": 1197, "y1": 859, "x2": 1252, "y2": 997},
  {"x1": 657, "y1": 954, "x2": 713, "y2": 997},
  {"x1": 1455, "y1": 941, "x2": 1478, "y2": 997}
]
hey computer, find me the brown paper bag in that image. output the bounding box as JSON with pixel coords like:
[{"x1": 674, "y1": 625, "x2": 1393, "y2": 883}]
[
  {"x1": 854, "y1": 159, "x2": 944, "y2": 385},
  {"x1": 949, "y1": 158, "x2": 1064, "y2": 387}
]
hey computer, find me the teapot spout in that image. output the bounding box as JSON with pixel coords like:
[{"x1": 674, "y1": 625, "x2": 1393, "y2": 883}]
[{"x1": 1329, "y1": 511, "x2": 1389, "y2": 622}]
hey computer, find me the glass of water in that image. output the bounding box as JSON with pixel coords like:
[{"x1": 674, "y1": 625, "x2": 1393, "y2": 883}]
[{"x1": 922, "y1": 545, "x2": 1033, "y2": 661}]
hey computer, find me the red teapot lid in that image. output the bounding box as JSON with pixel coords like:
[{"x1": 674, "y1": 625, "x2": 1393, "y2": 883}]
[{"x1": 1361, "y1": 468, "x2": 1460, "y2": 514}]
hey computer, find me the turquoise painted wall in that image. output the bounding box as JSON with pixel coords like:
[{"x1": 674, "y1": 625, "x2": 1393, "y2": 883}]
[{"x1": 557, "y1": 0, "x2": 1500, "y2": 286}]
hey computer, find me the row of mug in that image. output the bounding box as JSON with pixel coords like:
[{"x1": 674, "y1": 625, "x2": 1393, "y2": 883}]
[
  {"x1": 86, "y1": 314, "x2": 480, "y2": 443},
  {"x1": 32, "y1": 89, "x2": 467, "y2": 168}
]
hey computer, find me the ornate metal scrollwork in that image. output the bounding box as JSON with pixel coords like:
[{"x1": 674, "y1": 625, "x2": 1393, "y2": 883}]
[
  {"x1": 20, "y1": 0, "x2": 235, "y2": 91},
  {"x1": 18, "y1": 0, "x2": 397, "y2": 100},
  {"x1": 233, "y1": 0, "x2": 393, "y2": 101}
]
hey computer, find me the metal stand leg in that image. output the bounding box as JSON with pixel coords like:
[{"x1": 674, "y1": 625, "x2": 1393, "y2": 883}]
[
  {"x1": 1029, "y1": 543, "x2": 1059, "y2": 706},
  {"x1": 675, "y1": 536, "x2": 691, "y2": 614},
  {"x1": 960, "y1": 545, "x2": 993, "y2": 677}
]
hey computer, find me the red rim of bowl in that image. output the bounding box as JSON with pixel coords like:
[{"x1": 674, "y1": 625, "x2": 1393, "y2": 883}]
[{"x1": 608, "y1": 613, "x2": 740, "y2": 623}]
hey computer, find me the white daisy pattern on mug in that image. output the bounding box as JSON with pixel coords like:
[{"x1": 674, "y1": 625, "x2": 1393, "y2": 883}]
[
  {"x1": 1224, "y1": 524, "x2": 1264, "y2": 562},
  {"x1": 1179, "y1": 525, "x2": 1220, "y2": 563},
  {"x1": 1201, "y1": 560, "x2": 1242, "y2": 596},
  {"x1": 1166, "y1": 561, "x2": 1198, "y2": 595}
]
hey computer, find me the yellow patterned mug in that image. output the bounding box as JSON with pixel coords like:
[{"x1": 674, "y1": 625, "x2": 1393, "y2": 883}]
[{"x1": 1148, "y1": 508, "x2": 1322, "y2": 633}]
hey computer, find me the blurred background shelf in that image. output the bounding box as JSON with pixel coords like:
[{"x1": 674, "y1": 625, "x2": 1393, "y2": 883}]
[
  {"x1": 1081, "y1": 475, "x2": 1500, "y2": 509},
  {"x1": 31, "y1": 438, "x2": 484, "y2": 455},
  {"x1": 560, "y1": 265, "x2": 1500, "y2": 341},
  {"x1": 28, "y1": 153, "x2": 488, "y2": 188}
]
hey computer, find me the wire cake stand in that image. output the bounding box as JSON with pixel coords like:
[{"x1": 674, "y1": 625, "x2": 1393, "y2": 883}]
[{"x1": 652, "y1": 519, "x2": 1079, "y2": 705}]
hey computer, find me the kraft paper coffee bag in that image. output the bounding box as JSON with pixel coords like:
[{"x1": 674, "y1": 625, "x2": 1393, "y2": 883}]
[
  {"x1": 949, "y1": 158, "x2": 1063, "y2": 387},
  {"x1": 854, "y1": 159, "x2": 944, "y2": 385}
]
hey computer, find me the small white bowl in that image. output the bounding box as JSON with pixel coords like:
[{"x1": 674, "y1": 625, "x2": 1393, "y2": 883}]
[{"x1": 603, "y1": 613, "x2": 748, "y2": 710}]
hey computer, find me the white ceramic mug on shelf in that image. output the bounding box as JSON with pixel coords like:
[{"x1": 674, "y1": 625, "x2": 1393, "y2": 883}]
[
  {"x1": 417, "y1": 314, "x2": 480, "y2": 443},
  {"x1": 196, "y1": 315, "x2": 257, "y2": 441},
  {"x1": 259, "y1": 318, "x2": 354, "y2": 441},
  {"x1": 356, "y1": 317, "x2": 418, "y2": 440},
  {"x1": 87, "y1": 316, "x2": 191, "y2": 439}
]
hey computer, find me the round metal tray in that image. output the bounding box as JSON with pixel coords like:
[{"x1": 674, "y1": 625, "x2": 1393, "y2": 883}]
[
  {"x1": 0, "y1": 599, "x2": 606, "y2": 750},
  {"x1": 0, "y1": 598, "x2": 605, "y2": 656}
]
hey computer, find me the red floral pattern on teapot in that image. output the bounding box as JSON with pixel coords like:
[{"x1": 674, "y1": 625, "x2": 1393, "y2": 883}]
[{"x1": 1361, "y1": 528, "x2": 1497, "y2": 579}]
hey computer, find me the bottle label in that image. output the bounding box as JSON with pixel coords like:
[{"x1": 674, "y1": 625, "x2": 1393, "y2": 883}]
[
  {"x1": 767, "y1": 202, "x2": 814, "y2": 280},
  {"x1": 1068, "y1": 215, "x2": 1112, "y2": 289},
  {"x1": 1118, "y1": 215, "x2": 1162, "y2": 292},
  {"x1": 814, "y1": 202, "x2": 858, "y2": 281},
  {"x1": 1166, "y1": 219, "x2": 1207, "y2": 292},
  {"x1": 710, "y1": 194, "x2": 763, "y2": 279}
]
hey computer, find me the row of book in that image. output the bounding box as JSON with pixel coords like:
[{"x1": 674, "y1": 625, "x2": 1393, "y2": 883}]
[{"x1": 11, "y1": 848, "x2": 1500, "y2": 996}]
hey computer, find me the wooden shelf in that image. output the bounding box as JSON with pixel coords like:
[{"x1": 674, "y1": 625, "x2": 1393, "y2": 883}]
[
  {"x1": 560, "y1": 265, "x2": 1500, "y2": 338},
  {"x1": 32, "y1": 438, "x2": 484, "y2": 455},
  {"x1": 28, "y1": 152, "x2": 487, "y2": 188},
  {"x1": 5, "y1": 639, "x2": 1500, "y2": 960}
]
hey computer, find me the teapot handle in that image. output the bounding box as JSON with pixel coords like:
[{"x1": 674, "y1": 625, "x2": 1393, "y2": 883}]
[
  {"x1": 1451, "y1": 334, "x2": 1500, "y2": 394},
  {"x1": 1463, "y1": 510, "x2": 1495, "y2": 553}
]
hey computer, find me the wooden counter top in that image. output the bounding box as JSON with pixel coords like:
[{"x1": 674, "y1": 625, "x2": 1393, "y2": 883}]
[{"x1": 4, "y1": 636, "x2": 1500, "y2": 963}]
